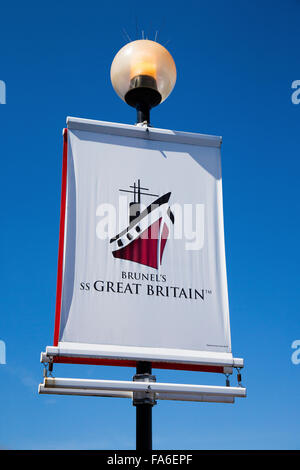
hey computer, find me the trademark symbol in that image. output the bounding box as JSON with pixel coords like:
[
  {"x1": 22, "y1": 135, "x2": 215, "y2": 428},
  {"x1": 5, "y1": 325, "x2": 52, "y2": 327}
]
[{"x1": 205, "y1": 289, "x2": 212, "y2": 294}]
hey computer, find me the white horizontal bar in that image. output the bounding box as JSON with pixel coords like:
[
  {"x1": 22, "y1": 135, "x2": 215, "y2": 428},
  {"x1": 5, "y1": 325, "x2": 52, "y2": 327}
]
[
  {"x1": 156, "y1": 393, "x2": 234, "y2": 403},
  {"x1": 42, "y1": 377, "x2": 246, "y2": 398},
  {"x1": 38, "y1": 385, "x2": 234, "y2": 403},
  {"x1": 42, "y1": 343, "x2": 244, "y2": 369},
  {"x1": 38, "y1": 384, "x2": 132, "y2": 399},
  {"x1": 66, "y1": 117, "x2": 222, "y2": 148}
]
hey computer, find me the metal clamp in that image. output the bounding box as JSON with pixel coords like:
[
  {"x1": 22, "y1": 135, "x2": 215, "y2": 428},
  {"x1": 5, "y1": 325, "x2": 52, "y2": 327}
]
[
  {"x1": 224, "y1": 373, "x2": 230, "y2": 387},
  {"x1": 236, "y1": 368, "x2": 243, "y2": 387},
  {"x1": 42, "y1": 358, "x2": 54, "y2": 378},
  {"x1": 132, "y1": 372, "x2": 157, "y2": 406}
]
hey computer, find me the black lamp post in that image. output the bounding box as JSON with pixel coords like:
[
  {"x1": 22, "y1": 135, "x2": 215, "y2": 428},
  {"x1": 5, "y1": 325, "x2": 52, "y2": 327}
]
[{"x1": 110, "y1": 39, "x2": 177, "y2": 450}]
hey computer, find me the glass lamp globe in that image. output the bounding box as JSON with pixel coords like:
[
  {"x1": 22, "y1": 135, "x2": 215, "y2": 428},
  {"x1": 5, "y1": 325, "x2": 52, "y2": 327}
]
[{"x1": 110, "y1": 40, "x2": 176, "y2": 122}]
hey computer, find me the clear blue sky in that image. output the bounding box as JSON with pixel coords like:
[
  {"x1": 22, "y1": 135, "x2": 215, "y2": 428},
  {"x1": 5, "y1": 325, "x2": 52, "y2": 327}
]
[{"x1": 0, "y1": 0, "x2": 299, "y2": 450}]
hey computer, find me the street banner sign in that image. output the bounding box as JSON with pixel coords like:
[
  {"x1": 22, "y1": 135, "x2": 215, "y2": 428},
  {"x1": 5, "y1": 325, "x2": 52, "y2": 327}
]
[{"x1": 50, "y1": 117, "x2": 243, "y2": 372}]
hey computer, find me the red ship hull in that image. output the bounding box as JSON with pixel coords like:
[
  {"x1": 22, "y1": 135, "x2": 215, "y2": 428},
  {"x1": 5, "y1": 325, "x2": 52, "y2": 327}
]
[{"x1": 112, "y1": 218, "x2": 170, "y2": 269}]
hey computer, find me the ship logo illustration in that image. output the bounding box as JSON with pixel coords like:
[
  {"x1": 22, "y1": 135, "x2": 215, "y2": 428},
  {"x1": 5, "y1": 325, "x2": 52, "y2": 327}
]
[{"x1": 110, "y1": 179, "x2": 174, "y2": 269}]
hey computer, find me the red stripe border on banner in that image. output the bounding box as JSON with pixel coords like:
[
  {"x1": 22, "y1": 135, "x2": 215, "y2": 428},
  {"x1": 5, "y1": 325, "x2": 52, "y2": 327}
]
[
  {"x1": 53, "y1": 128, "x2": 68, "y2": 346},
  {"x1": 51, "y1": 356, "x2": 224, "y2": 373}
]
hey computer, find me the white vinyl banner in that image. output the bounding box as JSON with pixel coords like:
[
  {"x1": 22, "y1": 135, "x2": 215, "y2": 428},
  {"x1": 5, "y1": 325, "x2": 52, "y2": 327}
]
[{"x1": 56, "y1": 118, "x2": 233, "y2": 367}]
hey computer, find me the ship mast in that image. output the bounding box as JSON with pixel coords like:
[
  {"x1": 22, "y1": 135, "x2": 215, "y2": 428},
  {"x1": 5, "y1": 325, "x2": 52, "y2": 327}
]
[{"x1": 119, "y1": 179, "x2": 158, "y2": 224}]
